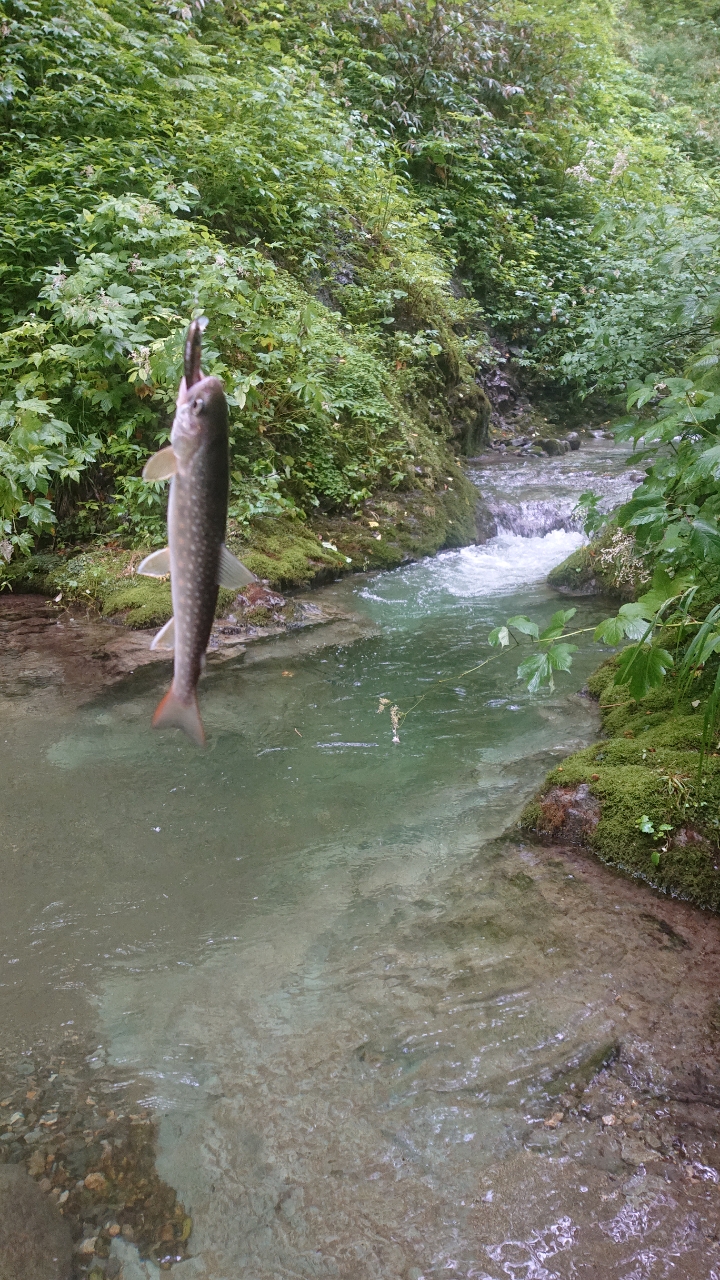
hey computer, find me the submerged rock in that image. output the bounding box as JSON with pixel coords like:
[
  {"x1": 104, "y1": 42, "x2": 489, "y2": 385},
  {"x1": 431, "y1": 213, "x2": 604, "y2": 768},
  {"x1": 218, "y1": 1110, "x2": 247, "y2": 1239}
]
[{"x1": 0, "y1": 1166, "x2": 72, "y2": 1280}]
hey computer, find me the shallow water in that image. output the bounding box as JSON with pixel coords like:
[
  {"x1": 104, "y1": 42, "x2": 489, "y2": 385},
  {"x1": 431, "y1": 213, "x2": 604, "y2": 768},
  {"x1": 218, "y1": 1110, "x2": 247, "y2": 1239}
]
[{"x1": 2, "y1": 441, "x2": 720, "y2": 1277}]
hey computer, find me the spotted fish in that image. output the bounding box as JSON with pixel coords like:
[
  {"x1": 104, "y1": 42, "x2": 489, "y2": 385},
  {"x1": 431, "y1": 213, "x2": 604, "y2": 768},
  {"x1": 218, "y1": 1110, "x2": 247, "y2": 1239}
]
[{"x1": 137, "y1": 319, "x2": 255, "y2": 745}]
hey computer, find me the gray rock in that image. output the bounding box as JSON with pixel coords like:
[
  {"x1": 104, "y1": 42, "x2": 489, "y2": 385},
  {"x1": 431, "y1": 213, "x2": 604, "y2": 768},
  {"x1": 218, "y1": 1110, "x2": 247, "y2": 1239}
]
[
  {"x1": 566, "y1": 432, "x2": 581, "y2": 450},
  {"x1": 539, "y1": 438, "x2": 570, "y2": 456},
  {"x1": 0, "y1": 1166, "x2": 72, "y2": 1280}
]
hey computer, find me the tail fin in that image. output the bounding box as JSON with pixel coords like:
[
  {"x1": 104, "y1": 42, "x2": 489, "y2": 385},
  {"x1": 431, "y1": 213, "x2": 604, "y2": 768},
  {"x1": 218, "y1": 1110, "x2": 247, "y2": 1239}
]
[{"x1": 152, "y1": 683, "x2": 206, "y2": 747}]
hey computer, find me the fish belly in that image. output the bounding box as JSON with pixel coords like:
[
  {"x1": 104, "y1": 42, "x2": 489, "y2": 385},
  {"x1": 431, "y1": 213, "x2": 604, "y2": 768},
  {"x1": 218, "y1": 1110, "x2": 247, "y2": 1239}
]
[{"x1": 168, "y1": 471, "x2": 222, "y2": 704}]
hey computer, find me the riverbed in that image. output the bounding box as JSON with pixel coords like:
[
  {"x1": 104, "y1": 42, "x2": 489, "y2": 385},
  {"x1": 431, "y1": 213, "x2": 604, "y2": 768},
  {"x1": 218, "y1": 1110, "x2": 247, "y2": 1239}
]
[{"x1": 2, "y1": 440, "x2": 720, "y2": 1278}]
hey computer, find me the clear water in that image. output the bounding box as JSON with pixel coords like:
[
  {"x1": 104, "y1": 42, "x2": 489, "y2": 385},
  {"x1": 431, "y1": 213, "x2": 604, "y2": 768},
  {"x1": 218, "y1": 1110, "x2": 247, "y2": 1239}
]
[{"x1": 3, "y1": 442, "x2": 719, "y2": 1277}]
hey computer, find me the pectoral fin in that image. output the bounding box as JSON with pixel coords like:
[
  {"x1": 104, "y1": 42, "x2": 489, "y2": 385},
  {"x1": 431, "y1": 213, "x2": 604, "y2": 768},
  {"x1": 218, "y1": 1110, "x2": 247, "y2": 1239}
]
[
  {"x1": 137, "y1": 547, "x2": 171, "y2": 578},
  {"x1": 142, "y1": 447, "x2": 177, "y2": 481},
  {"x1": 150, "y1": 616, "x2": 175, "y2": 651},
  {"x1": 217, "y1": 543, "x2": 256, "y2": 590}
]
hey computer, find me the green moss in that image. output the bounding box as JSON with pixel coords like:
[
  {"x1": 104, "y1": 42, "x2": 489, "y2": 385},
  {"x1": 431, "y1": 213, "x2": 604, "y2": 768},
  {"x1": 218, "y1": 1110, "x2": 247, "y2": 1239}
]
[
  {"x1": 226, "y1": 516, "x2": 346, "y2": 587},
  {"x1": 522, "y1": 669, "x2": 720, "y2": 911},
  {"x1": 546, "y1": 545, "x2": 599, "y2": 595}
]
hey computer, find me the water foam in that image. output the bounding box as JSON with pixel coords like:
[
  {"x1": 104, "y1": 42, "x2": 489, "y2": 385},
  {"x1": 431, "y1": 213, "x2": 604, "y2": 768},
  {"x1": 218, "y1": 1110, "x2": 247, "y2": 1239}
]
[
  {"x1": 358, "y1": 527, "x2": 584, "y2": 617},
  {"x1": 436, "y1": 528, "x2": 584, "y2": 598}
]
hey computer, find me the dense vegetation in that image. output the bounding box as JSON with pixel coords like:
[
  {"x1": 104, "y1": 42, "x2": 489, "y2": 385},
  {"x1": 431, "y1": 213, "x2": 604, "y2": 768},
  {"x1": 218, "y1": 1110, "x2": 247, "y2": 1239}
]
[
  {"x1": 0, "y1": 0, "x2": 495, "y2": 556},
  {"x1": 2, "y1": 0, "x2": 720, "y2": 559}
]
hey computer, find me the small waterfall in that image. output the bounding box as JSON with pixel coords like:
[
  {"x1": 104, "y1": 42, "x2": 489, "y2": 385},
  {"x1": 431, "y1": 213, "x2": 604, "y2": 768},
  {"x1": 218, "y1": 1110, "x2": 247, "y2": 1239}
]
[
  {"x1": 480, "y1": 496, "x2": 580, "y2": 540},
  {"x1": 470, "y1": 439, "x2": 639, "y2": 545}
]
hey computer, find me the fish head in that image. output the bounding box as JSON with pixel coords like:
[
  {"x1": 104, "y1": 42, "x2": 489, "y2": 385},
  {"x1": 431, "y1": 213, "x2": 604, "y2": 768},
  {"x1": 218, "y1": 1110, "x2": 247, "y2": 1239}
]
[{"x1": 171, "y1": 374, "x2": 228, "y2": 466}]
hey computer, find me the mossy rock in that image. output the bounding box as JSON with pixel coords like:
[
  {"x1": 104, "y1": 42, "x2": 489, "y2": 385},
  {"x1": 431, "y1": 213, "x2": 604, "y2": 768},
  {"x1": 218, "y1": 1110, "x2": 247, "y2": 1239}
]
[
  {"x1": 548, "y1": 524, "x2": 650, "y2": 600},
  {"x1": 312, "y1": 471, "x2": 478, "y2": 571},
  {"x1": 521, "y1": 665, "x2": 720, "y2": 911}
]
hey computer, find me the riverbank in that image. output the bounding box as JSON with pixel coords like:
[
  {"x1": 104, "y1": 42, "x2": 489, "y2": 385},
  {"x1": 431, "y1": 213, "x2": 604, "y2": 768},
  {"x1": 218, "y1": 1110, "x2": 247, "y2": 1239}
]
[
  {"x1": 1, "y1": 466, "x2": 478, "y2": 628},
  {"x1": 528, "y1": 540, "x2": 720, "y2": 913}
]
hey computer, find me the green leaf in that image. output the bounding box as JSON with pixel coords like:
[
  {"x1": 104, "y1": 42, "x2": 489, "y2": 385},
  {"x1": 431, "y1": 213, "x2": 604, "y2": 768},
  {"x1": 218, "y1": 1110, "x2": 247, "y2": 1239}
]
[
  {"x1": 637, "y1": 815, "x2": 654, "y2": 834},
  {"x1": 517, "y1": 651, "x2": 553, "y2": 692},
  {"x1": 637, "y1": 567, "x2": 692, "y2": 614},
  {"x1": 594, "y1": 615, "x2": 627, "y2": 645},
  {"x1": 546, "y1": 641, "x2": 578, "y2": 671},
  {"x1": 613, "y1": 645, "x2": 674, "y2": 699},
  {"x1": 507, "y1": 615, "x2": 540, "y2": 640},
  {"x1": 688, "y1": 517, "x2": 720, "y2": 563},
  {"x1": 595, "y1": 602, "x2": 653, "y2": 645},
  {"x1": 488, "y1": 625, "x2": 510, "y2": 648},
  {"x1": 539, "y1": 607, "x2": 576, "y2": 642}
]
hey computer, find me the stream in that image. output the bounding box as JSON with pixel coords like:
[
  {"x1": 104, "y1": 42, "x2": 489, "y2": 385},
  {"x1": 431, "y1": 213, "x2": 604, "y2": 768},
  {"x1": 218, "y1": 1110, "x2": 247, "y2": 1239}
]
[{"x1": 2, "y1": 440, "x2": 720, "y2": 1278}]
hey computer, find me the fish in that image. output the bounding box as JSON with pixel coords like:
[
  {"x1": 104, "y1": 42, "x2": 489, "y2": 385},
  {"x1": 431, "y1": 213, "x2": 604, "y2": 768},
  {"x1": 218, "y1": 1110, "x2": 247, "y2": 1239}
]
[{"x1": 136, "y1": 318, "x2": 255, "y2": 745}]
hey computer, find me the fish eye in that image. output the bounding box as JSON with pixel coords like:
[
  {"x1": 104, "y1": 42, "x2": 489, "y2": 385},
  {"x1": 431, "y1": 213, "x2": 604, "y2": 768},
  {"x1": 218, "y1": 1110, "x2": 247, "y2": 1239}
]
[{"x1": 192, "y1": 396, "x2": 204, "y2": 413}]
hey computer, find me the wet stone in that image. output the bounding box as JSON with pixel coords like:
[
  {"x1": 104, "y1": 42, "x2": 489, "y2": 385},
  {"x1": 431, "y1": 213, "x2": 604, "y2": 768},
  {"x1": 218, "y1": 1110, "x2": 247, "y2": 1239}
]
[{"x1": 0, "y1": 1042, "x2": 192, "y2": 1277}]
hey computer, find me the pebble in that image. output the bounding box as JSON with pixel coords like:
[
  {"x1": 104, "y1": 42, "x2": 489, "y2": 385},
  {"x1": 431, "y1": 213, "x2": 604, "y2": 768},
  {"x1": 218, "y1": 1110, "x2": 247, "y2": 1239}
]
[
  {"x1": 544, "y1": 1112, "x2": 564, "y2": 1129},
  {"x1": 602, "y1": 1114, "x2": 617, "y2": 1126},
  {"x1": 84, "y1": 1171, "x2": 107, "y2": 1192}
]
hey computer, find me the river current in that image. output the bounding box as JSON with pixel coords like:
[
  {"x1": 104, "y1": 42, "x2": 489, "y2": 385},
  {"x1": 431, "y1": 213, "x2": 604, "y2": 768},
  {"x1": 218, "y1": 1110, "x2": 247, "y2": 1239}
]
[{"x1": 2, "y1": 440, "x2": 720, "y2": 1278}]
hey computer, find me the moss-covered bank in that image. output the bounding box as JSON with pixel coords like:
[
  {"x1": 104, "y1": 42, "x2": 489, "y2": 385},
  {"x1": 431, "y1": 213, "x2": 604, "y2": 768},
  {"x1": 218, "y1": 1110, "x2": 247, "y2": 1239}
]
[
  {"x1": 547, "y1": 524, "x2": 651, "y2": 599},
  {"x1": 1, "y1": 469, "x2": 477, "y2": 627},
  {"x1": 521, "y1": 658, "x2": 720, "y2": 911}
]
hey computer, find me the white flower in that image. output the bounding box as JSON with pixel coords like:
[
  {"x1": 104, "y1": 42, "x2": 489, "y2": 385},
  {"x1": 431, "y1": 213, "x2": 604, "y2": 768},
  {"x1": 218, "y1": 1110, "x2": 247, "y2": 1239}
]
[
  {"x1": 564, "y1": 163, "x2": 596, "y2": 184},
  {"x1": 609, "y1": 149, "x2": 629, "y2": 180}
]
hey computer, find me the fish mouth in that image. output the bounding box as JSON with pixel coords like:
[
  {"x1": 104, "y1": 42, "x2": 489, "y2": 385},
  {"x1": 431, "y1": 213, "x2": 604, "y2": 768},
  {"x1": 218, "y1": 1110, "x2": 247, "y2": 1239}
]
[{"x1": 184, "y1": 316, "x2": 208, "y2": 389}]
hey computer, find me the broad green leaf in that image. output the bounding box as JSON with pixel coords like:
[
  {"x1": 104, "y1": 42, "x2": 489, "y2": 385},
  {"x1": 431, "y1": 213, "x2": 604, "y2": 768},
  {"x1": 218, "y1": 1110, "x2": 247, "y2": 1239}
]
[
  {"x1": 489, "y1": 625, "x2": 510, "y2": 648},
  {"x1": 659, "y1": 522, "x2": 687, "y2": 551},
  {"x1": 539, "y1": 607, "x2": 577, "y2": 642},
  {"x1": 689, "y1": 518, "x2": 720, "y2": 563},
  {"x1": 594, "y1": 615, "x2": 626, "y2": 645},
  {"x1": 547, "y1": 642, "x2": 577, "y2": 671},
  {"x1": 507, "y1": 615, "x2": 540, "y2": 640},
  {"x1": 518, "y1": 652, "x2": 553, "y2": 692},
  {"x1": 613, "y1": 645, "x2": 674, "y2": 700}
]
